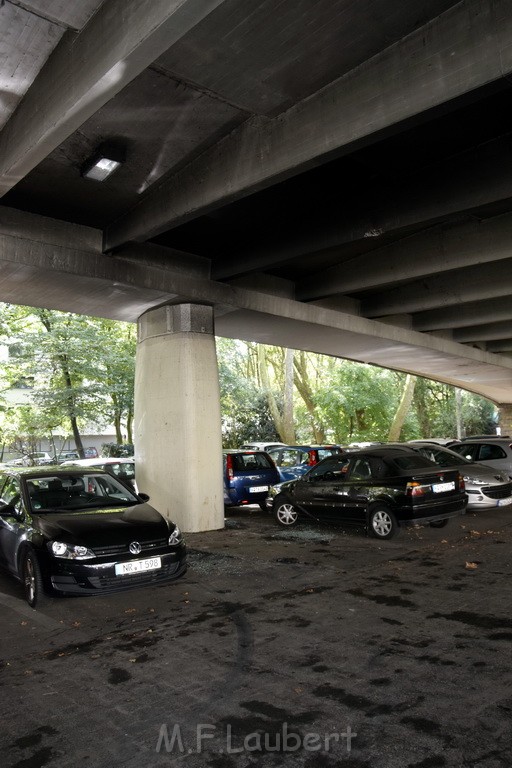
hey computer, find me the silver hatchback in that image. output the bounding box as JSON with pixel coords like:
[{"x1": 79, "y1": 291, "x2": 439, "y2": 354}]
[
  {"x1": 408, "y1": 442, "x2": 512, "y2": 511},
  {"x1": 449, "y1": 438, "x2": 512, "y2": 478}
]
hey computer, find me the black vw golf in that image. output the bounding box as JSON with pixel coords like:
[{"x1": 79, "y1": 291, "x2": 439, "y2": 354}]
[
  {"x1": 0, "y1": 467, "x2": 186, "y2": 607},
  {"x1": 267, "y1": 446, "x2": 467, "y2": 539}
]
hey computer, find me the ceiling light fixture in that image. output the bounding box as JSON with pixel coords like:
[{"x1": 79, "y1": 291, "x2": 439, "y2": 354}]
[{"x1": 81, "y1": 142, "x2": 125, "y2": 182}]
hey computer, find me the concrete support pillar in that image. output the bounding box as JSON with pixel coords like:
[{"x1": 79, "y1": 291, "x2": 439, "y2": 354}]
[
  {"x1": 134, "y1": 303, "x2": 224, "y2": 532},
  {"x1": 498, "y1": 404, "x2": 512, "y2": 437}
]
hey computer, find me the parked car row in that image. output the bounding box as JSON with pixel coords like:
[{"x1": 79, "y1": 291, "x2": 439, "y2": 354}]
[
  {"x1": 223, "y1": 444, "x2": 342, "y2": 509},
  {"x1": 4, "y1": 448, "x2": 99, "y2": 467},
  {"x1": 230, "y1": 436, "x2": 512, "y2": 542},
  {"x1": 2, "y1": 434, "x2": 510, "y2": 610}
]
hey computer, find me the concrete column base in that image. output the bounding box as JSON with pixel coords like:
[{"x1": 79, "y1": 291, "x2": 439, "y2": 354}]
[
  {"x1": 135, "y1": 304, "x2": 224, "y2": 532},
  {"x1": 498, "y1": 404, "x2": 512, "y2": 437}
]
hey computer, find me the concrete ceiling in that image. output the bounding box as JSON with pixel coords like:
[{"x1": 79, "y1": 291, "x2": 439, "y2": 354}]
[{"x1": 2, "y1": 0, "x2": 512, "y2": 403}]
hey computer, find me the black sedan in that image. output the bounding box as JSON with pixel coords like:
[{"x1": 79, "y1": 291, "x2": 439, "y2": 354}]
[
  {"x1": 0, "y1": 467, "x2": 186, "y2": 608},
  {"x1": 267, "y1": 447, "x2": 467, "y2": 539}
]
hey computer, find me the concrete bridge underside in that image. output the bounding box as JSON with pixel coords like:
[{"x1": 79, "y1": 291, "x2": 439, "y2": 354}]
[{"x1": 2, "y1": 0, "x2": 512, "y2": 529}]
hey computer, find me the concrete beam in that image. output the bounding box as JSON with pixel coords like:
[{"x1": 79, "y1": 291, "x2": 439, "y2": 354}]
[
  {"x1": 2, "y1": 224, "x2": 512, "y2": 404},
  {"x1": 298, "y1": 211, "x2": 512, "y2": 300},
  {"x1": 487, "y1": 340, "x2": 512, "y2": 352},
  {"x1": 414, "y1": 296, "x2": 512, "y2": 332},
  {"x1": 0, "y1": 0, "x2": 230, "y2": 196},
  {"x1": 219, "y1": 136, "x2": 512, "y2": 281},
  {"x1": 454, "y1": 321, "x2": 512, "y2": 343},
  {"x1": 361, "y1": 258, "x2": 512, "y2": 317},
  {"x1": 105, "y1": 0, "x2": 512, "y2": 250}
]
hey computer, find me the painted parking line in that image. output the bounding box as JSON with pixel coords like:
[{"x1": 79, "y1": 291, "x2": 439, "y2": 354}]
[{"x1": 0, "y1": 591, "x2": 60, "y2": 628}]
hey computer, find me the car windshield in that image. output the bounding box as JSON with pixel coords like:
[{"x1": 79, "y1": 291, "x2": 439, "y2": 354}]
[
  {"x1": 26, "y1": 472, "x2": 139, "y2": 513},
  {"x1": 418, "y1": 446, "x2": 472, "y2": 466}
]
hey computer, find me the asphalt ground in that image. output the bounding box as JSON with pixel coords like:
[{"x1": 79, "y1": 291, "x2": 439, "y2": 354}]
[{"x1": 1, "y1": 505, "x2": 512, "y2": 768}]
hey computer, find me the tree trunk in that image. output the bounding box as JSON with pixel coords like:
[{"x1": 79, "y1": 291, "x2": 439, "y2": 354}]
[
  {"x1": 114, "y1": 414, "x2": 123, "y2": 444},
  {"x1": 388, "y1": 375, "x2": 416, "y2": 441},
  {"x1": 282, "y1": 348, "x2": 296, "y2": 444},
  {"x1": 455, "y1": 388, "x2": 463, "y2": 439},
  {"x1": 126, "y1": 410, "x2": 133, "y2": 444},
  {"x1": 294, "y1": 351, "x2": 326, "y2": 442}
]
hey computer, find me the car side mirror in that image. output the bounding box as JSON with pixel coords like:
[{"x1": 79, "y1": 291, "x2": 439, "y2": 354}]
[
  {"x1": 0, "y1": 504, "x2": 24, "y2": 520},
  {"x1": 137, "y1": 492, "x2": 150, "y2": 503}
]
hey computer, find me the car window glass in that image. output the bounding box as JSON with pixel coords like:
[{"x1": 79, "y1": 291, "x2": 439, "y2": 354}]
[
  {"x1": 308, "y1": 457, "x2": 349, "y2": 479},
  {"x1": 27, "y1": 473, "x2": 138, "y2": 511},
  {"x1": 279, "y1": 450, "x2": 302, "y2": 467},
  {"x1": 418, "y1": 448, "x2": 457, "y2": 467},
  {"x1": 392, "y1": 454, "x2": 434, "y2": 471},
  {"x1": 478, "y1": 444, "x2": 506, "y2": 461},
  {"x1": 351, "y1": 459, "x2": 372, "y2": 481},
  {"x1": 1, "y1": 476, "x2": 23, "y2": 511},
  {"x1": 317, "y1": 448, "x2": 336, "y2": 460},
  {"x1": 368, "y1": 458, "x2": 389, "y2": 479},
  {"x1": 232, "y1": 453, "x2": 274, "y2": 471},
  {"x1": 451, "y1": 444, "x2": 477, "y2": 460}
]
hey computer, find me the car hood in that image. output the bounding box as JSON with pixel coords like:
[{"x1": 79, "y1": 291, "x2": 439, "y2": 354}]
[
  {"x1": 33, "y1": 503, "x2": 169, "y2": 545},
  {"x1": 457, "y1": 463, "x2": 510, "y2": 484}
]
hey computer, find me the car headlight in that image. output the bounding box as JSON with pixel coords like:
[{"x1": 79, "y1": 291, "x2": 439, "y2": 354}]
[
  {"x1": 168, "y1": 525, "x2": 182, "y2": 545},
  {"x1": 50, "y1": 541, "x2": 95, "y2": 559}
]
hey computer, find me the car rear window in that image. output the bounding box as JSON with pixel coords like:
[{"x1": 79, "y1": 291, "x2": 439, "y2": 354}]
[
  {"x1": 231, "y1": 453, "x2": 274, "y2": 471},
  {"x1": 390, "y1": 454, "x2": 436, "y2": 471}
]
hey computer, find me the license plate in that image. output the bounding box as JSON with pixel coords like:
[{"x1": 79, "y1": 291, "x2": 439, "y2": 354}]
[
  {"x1": 432, "y1": 481, "x2": 455, "y2": 493},
  {"x1": 115, "y1": 556, "x2": 161, "y2": 576},
  {"x1": 249, "y1": 485, "x2": 268, "y2": 493},
  {"x1": 497, "y1": 497, "x2": 512, "y2": 506}
]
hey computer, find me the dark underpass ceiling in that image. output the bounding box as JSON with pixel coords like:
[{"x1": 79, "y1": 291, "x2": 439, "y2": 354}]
[{"x1": 2, "y1": 0, "x2": 512, "y2": 396}]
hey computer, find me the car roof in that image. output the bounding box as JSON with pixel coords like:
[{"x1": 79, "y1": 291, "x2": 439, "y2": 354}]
[
  {"x1": 456, "y1": 437, "x2": 512, "y2": 443},
  {"x1": 269, "y1": 444, "x2": 339, "y2": 450},
  {"x1": 331, "y1": 446, "x2": 434, "y2": 460}
]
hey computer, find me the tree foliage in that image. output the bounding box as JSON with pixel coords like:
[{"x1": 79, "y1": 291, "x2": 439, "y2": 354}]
[
  {"x1": 0, "y1": 305, "x2": 135, "y2": 456},
  {"x1": 0, "y1": 304, "x2": 498, "y2": 455}
]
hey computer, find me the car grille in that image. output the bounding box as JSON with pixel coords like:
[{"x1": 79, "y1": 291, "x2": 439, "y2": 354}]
[
  {"x1": 92, "y1": 537, "x2": 168, "y2": 557},
  {"x1": 90, "y1": 559, "x2": 183, "y2": 589},
  {"x1": 481, "y1": 483, "x2": 512, "y2": 499}
]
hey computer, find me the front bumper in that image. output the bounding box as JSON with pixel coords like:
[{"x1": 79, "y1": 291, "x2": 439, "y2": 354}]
[
  {"x1": 48, "y1": 545, "x2": 187, "y2": 595},
  {"x1": 466, "y1": 491, "x2": 512, "y2": 511}
]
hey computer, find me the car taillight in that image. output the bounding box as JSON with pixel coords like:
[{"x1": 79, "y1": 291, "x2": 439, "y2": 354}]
[
  {"x1": 458, "y1": 473, "x2": 465, "y2": 491},
  {"x1": 226, "y1": 454, "x2": 234, "y2": 480},
  {"x1": 307, "y1": 451, "x2": 316, "y2": 466},
  {"x1": 406, "y1": 481, "x2": 426, "y2": 497}
]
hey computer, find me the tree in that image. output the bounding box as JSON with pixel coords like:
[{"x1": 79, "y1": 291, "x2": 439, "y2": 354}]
[
  {"x1": 0, "y1": 304, "x2": 135, "y2": 455},
  {"x1": 216, "y1": 338, "x2": 278, "y2": 446}
]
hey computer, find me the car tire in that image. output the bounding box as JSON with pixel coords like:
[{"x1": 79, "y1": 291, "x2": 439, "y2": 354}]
[
  {"x1": 22, "y1": 549, "x2": 47, "y2": 608},
  {"x1": 274, "y1": 497, "x2": 299, "y2": 527},
  {"x1": 368, "y1": 505, "x2": 399, "y2": 539},
  {"x1": 430, "y1": 518, "x2": 450, "y2": 528}
]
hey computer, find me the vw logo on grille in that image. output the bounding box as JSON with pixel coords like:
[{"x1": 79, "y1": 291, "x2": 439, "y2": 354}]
[{"x1": 129, "y1": 541, "x2": 142, "y2": 555}]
